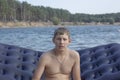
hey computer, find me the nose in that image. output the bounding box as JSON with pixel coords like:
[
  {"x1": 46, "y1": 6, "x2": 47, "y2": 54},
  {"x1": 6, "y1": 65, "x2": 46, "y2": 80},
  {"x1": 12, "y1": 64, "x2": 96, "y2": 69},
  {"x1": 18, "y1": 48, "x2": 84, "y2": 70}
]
[{"x1": 60, "y1": 39, "x2": 64, "y2": 44}]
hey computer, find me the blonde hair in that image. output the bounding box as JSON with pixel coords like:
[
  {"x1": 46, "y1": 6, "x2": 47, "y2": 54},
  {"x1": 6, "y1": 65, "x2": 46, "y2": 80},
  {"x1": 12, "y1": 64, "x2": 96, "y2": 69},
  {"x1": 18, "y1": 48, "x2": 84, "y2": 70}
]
[{"x1": 53, "y1": 27, "x2": 70, "y2": 39}]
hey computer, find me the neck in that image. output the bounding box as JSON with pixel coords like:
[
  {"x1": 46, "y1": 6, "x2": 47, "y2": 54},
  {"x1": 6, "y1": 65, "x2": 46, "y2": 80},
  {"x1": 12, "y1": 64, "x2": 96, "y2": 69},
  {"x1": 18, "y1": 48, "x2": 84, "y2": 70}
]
[{"x1": 53, "y1": 48, "x2": 68, "y2": 56}]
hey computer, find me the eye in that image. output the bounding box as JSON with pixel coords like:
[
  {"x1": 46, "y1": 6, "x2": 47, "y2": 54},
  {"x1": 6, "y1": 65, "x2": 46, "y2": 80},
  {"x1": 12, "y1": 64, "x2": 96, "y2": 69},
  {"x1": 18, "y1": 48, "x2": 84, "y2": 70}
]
[
  {"x1": 63, "y1": 38, "x2": 67, "y2": 41},
  {"x1": 57, "y1": 38, "x2": 61, "y2": 40}
]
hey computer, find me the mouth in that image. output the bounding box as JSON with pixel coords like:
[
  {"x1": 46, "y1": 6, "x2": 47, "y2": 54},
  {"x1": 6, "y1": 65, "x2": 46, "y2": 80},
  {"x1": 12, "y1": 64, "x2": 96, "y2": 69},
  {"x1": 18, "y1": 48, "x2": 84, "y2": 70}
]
[{"x1": 59, "y1": 46, "x2": 64, "y2": 48}]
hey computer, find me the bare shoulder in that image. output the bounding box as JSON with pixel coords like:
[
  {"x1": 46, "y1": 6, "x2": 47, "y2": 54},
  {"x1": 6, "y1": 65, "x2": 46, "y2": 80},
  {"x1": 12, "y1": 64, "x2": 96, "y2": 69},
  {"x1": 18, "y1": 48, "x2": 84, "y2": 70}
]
[
  {"x1": 38, "y1": 50, "x2": 53, "y2": 62},
  {"x1": 69, "y1": 49, "x2": 80, "y2": 59},
  {"x1": 69, "y1": 49, "x2": 80, "y2": 56}
]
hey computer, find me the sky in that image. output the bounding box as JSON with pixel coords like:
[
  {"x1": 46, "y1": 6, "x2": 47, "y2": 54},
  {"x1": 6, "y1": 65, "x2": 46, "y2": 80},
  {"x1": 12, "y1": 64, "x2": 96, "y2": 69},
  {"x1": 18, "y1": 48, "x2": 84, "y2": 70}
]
[{"x1": 19, "y1": 0, "x2": 120, "y2": 14}]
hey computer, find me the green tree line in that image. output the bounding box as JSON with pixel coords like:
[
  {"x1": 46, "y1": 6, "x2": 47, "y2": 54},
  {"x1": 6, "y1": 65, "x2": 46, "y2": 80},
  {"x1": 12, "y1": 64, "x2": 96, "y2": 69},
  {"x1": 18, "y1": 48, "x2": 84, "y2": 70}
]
[{"x1": 0, "y1": 0, "x2": 120, "y2": 24}]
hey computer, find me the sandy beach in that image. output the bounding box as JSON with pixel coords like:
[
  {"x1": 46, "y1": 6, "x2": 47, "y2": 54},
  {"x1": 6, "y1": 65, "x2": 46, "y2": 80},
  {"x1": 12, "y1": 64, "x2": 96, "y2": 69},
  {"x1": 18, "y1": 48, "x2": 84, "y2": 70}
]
[
  {"x1": 0, "y1": 21, "x2": 120, "y2": 28},
  {"x1": 0, "y1": 21, "x2": 54, "y2": 28}
]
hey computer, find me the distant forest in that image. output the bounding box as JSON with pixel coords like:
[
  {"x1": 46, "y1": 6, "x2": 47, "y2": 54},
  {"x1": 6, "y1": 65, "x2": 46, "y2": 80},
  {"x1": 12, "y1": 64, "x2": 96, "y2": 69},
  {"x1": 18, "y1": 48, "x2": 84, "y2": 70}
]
[{"x1": 0, "y1": 0, "x2": 120, "y2": 24}]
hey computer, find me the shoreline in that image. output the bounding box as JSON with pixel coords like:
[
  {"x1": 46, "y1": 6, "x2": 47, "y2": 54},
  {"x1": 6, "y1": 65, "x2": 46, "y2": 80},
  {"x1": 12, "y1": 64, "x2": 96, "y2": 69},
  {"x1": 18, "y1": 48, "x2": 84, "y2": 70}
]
[
  {"x1": 0, "y1": 21, "x2": 54, "y2": 28},
  {"x1": 0, "y1": 21, "x2": 120, "y2": 28}
]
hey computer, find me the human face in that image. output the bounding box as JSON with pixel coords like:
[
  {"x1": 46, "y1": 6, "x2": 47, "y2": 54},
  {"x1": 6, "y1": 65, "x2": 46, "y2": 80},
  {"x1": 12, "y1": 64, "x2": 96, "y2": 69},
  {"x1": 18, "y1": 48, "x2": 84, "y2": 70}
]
[{"x1": 53, "y1": 33, "x2": 71, "y2": 51}]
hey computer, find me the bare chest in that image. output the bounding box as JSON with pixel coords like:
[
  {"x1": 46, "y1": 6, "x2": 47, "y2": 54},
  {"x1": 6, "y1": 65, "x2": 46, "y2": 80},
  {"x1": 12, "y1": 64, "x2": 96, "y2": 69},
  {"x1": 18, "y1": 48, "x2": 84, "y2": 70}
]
[{"x1": 45, "y1": 57, "x2": 74, "y2": 75}]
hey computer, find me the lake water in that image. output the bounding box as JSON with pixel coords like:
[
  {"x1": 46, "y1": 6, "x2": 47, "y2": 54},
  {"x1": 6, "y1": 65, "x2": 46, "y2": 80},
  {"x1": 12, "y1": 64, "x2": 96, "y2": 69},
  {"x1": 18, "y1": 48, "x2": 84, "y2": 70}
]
[{"x1": 0, "y1": 25, "x2": 120, "y2": 52}]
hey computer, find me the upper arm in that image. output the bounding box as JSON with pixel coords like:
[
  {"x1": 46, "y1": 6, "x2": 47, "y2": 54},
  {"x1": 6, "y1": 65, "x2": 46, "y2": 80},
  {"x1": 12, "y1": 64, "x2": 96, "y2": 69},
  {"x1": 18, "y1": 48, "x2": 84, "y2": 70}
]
[
  {"x1": 72, "y1": 51, "x2": 81, "y2": 80},
  {"x1": 32, "y1": 54, "x2": 46, "y2": 80}
]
